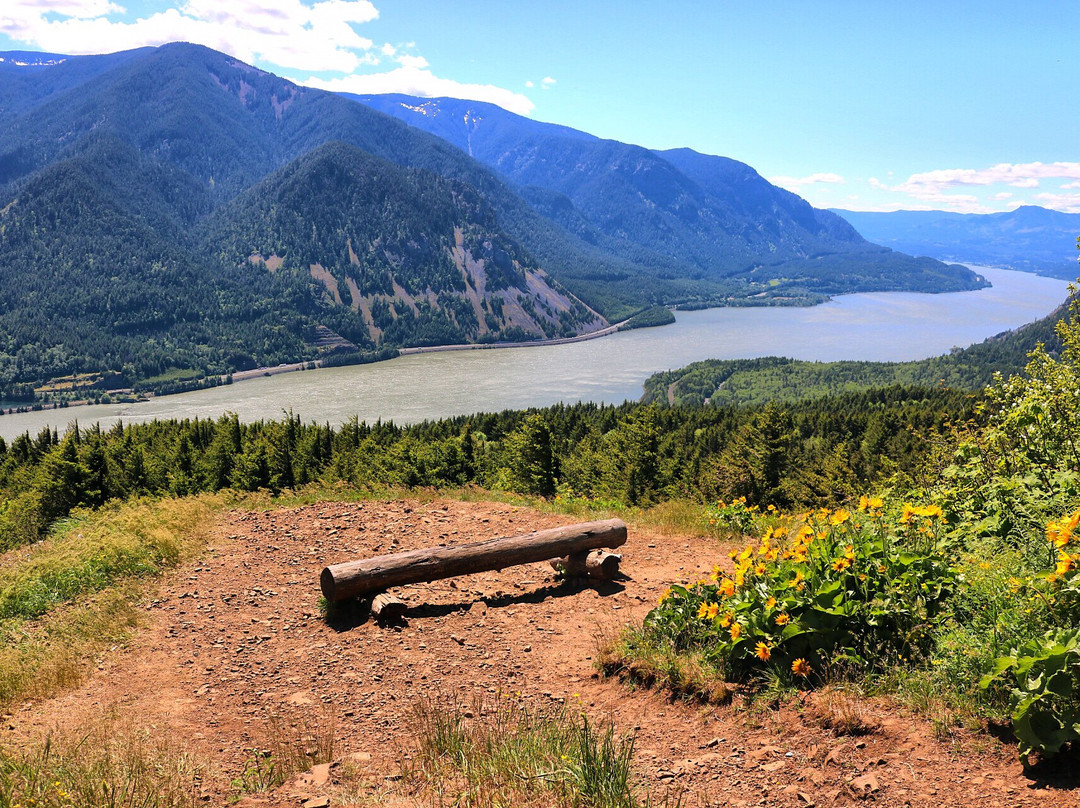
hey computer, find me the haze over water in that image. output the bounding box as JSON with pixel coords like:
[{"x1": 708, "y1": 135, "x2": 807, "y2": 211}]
[{"x1": 1, "y1": 266, "x2": 1068, "y2": 441}]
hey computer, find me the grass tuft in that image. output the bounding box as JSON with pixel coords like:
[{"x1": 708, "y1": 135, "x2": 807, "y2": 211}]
[
  {"x1": 405, "y1": 694, "x2": 653, "y2": 808},
  {"x1": 231, "y1": 712, "x2": 336, "y2": 798},
  {"x1": 0, "y1": 712, "x2": 206, "y2": 808},
  {"x1": 598, "y1": 627, "x2": 735, "y2": 705}
]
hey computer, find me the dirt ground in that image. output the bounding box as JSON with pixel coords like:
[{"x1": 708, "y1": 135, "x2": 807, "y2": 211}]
[{"x1": 6, "y1": 499, "x2": 1080, "y2": 807}]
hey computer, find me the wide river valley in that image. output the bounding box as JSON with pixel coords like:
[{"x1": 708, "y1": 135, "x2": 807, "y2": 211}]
[{"x1": 1, "y1": 266, "x2": 1070, "y2": 440}]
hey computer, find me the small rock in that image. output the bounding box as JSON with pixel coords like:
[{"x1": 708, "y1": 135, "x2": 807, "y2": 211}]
[
  {"x1": 301, "y1": 799, "x2": 330, "y2": 808},
  {"x1": 850, "y1": 772, "x2": 880, "y2": 798},
  {"x1": 824, "y1": 745, "x2": 846, "y2": 766}
]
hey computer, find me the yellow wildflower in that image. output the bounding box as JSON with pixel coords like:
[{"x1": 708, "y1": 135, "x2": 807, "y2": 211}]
[
  {"x1": 658, "y1": 587, "x2": 673, "y2": 605},
  {"x1": 754, "y1": 642, "x2": 771, "y2": 661},
  {"x1": 706, "y1": 602, "x2": 719, "y2": 620},
  {"x1": 858, "y1": 494, "x2": 869, "y2": 512},
  {"x1": 775, "y1": 612, "x2": 790, "y2": 626},
  {"x1": 1056, "y1": 553, "x2": 1076, "y2": 576},
  {"x1": 719, "y1": 578, "x2": 736, "y2": 598},
  {"x1": 765, "y1": 596, "x2": 777, "y2": 609},
  {"x1": 791, "y1": 658, "x2": 811, "y2": 677},
  {"x1": 719, "y1": 612, "x2": 733, "y2": 628},
  {"x1": 830, "y1": 508, "x2": 850, "y2": 526},
  {"x1": 730, "y1": 622, "x2": 742, "y2": 640},
  {"x1": 900, "y1": 504, "x2": 916, "y2": 525},
  {"x1": 697, "y1": 602, "x2": 710, "y2": 619}
]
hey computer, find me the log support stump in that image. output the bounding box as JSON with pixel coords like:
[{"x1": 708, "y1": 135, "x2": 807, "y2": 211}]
[
  {"x1": 370, "y1": 592, "x2": 407, "y2": 621},
  {"x1": 550, "y1": 550, "x2": 622, "y2": 580}
]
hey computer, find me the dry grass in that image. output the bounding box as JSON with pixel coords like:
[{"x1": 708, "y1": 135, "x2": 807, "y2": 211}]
[
  {"x1": 403, "y1": 694, "x2": 653, "y2": 808},
  {"x1": 230, "y1": 710, "x2": 337, "y2": 797},
  {"x1": 806, "y1": 685, "x2": 881, "y2": 736},
  {"x1": 0, "y1": 494, "x2": 227, "y2": 711},
  {"x1": 597, "y1": 627, "x2": 735, "y2": 705},
  {"x1": 0, "y1": 710, "x2": 207, "y2": 808}
]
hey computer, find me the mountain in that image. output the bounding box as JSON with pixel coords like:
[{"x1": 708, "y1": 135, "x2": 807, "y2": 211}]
[
  {"x1": 0, "y1": 43, "x2": 986, "y2": 398},
  {"x1": 0, "y1": 44, "x2": 609, "y2": 395},
  {"x1": 350, "y1": 93, "x2": 985, "y2": 296},
  {"x1": 834, "y1": 206, "x2": 1080, "y2": 278},
  {"x1": 201, "y1": 141, "x2": 604, "y2": 348}
]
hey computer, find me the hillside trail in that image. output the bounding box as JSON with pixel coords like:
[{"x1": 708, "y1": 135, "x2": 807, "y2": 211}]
[{"x1": 6, "y1": 499, "x2": 1079, "y2": 807}]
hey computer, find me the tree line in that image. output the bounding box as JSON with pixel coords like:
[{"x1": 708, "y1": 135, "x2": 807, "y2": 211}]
[{"x1": 0, "y1": 385, "x2": 978, "y2": 551}]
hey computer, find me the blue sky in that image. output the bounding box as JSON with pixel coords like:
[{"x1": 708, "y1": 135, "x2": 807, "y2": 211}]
[{"x1": 1, "y1": 0, "x2": 1077, "y2": 213}]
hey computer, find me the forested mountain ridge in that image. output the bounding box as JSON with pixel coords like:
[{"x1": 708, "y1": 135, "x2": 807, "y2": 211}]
[
  {"x1": 351, "y1": 93, "x2": 985, "y2": 294},
  {"x1": 0, "y1": 42, "x2": 700, "y2": 321},
  {"x1": 202, "y1": 141, "x2": 604, "y2": 348},
  {"x1": 0, "y1": 44, "x2": 612, "y2": 398},
  {"x1": 834, "y1": 206, "x2": 1080, "y2": 278}
]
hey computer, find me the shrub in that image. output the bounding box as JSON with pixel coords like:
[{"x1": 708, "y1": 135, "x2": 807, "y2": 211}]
[
  {"x1": 980, "y1": 628, "x2": 1080, "y2": 764},
  {"x1": 642, "y1": 498, "x2": 956, "y2": 683}
]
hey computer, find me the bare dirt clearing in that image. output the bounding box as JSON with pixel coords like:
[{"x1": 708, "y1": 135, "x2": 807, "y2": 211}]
[{"x1": 6, "y1": 499, "x2": 1078, "y2": 807}]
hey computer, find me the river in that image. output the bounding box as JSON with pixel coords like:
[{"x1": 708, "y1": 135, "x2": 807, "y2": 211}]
[{"x1": 1, "y1": 266, "x2": 1069, "y2": 441}]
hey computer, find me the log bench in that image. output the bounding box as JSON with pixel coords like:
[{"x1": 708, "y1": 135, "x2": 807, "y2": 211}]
[{"x1": 320, "y1": 518, "x2": 627, "y2": 604}]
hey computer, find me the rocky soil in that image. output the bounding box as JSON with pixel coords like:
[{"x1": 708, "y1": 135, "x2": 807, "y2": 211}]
[{"x1": 6, "y1": 498, "x2": 1079, "y2": 807}]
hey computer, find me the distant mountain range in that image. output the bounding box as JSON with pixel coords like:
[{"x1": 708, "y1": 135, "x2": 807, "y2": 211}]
[
  {"x1": 352, "y1": 93, "x2": 983, "y2": 299},
  {"x1": 0, "y1": 43, "x2": 982, "y2": 396},
  {"x1": 834, "y1": 206, "x2": 1080, "y2": 278}
]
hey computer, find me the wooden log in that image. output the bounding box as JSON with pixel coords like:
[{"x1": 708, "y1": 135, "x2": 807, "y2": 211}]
[
  {"x1": 370, "y1": 592, "x2": 407, "y2": 620},
  {"x1": 549, "y1": 550, "x2": 622, "y2": 580},
  {"x1": 321, "y1": 518, "x2": 627, "y2": 602},
  {"x1": 586, "y1": 550, "x2": 622, "y2": 579}
]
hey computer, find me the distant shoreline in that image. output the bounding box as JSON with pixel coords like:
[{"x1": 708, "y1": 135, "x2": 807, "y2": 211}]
[{"x1": 2, "y1": 318, "x2": 636, "y2": 418}]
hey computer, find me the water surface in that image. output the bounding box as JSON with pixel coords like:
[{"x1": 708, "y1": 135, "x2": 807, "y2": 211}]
[{"x1": 2, "y1": 266, "x2": 1067, "y2": 440}]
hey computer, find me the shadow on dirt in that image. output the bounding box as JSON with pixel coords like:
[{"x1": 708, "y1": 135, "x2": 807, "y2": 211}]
[
  {"x1": 1020, "y1": 746, "x2": 1080, "y2": 791},
  {"x1": 986, "y1": 722, "x2": 1080, "y2": 791},
  {"x1": 323, "y1": 575, "x2": 628, "y2": 633}
]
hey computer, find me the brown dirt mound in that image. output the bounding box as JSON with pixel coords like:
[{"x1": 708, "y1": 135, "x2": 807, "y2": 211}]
[{"x1": 5, "y1": 499, "x2": 1078, "y2": 807}]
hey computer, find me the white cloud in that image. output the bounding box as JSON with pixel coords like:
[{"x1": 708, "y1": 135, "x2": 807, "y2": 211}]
[
  {"x1": 1062, "y1": 180, "x2": 1080, "y2": 190},
  {"x1": 1034, "y1": 192, "x2": 1080, "y2": 213},
  {"x1": 524, "y1": 79, "x2": 534, "y2": 88},
  {"x1": 541, "y1": 75, "x2": 555, "y2": 88},
  {"x1": 302, "y1": 67, "x2": 535, "y2": 115},
  {"x1": 396, "y1": 52, "x2": 428, "y2": 70},
  {"x1": 769, "y1": 172, "x2": 846, "y2": 191},
  {"x1": 1, "y1": 1, "x2": 535, "y2": 114},
  {"x1": 0, "y1": 0, "x2": 381, "y2": 72},
  {"x1": 895, "y1": 161, "x2": 1080, "y2": 196},
  {"x1": 865, "y1": 161, "x2": 1080, "y2": 213}
]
